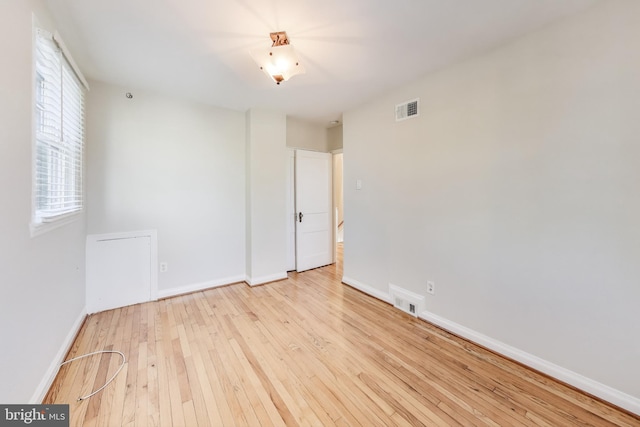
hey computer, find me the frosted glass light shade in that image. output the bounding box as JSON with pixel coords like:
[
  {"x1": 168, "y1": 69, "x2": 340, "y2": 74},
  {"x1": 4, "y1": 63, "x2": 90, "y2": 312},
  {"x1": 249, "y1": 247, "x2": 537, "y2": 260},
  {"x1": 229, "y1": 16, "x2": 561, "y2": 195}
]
[{"x1": 251, "y1": 44, "x2": 305, "y2": 84}]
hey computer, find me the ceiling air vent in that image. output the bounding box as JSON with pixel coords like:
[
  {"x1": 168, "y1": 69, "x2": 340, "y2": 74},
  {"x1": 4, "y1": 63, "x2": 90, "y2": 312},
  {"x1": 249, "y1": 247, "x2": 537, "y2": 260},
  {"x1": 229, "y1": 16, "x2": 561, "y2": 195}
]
[{"x1": 395, "y1": 98, "x2": 419, "y2": 122}]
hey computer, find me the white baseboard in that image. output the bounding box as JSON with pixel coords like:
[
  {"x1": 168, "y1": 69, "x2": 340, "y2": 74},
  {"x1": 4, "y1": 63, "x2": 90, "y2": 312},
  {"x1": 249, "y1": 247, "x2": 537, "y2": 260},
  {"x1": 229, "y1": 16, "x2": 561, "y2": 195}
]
[
  {"x1": 342, "y1": 276, "x2": 392, "y2": 304},
  {"x1": 246, "y1": 272, "x2": 288, "y2": 287},
  {"x1": 419, "y1": 310, "x2": 640, "y2": 415},
  {"x1": 31, "y1": 308, "x2": 87, "y2": 403},
  {"x1": 340, "y1": 277, "x2": 640, "y2": 416},
  {"x1": 157, "y1": 275, "x2": 246, "y2": 299}
]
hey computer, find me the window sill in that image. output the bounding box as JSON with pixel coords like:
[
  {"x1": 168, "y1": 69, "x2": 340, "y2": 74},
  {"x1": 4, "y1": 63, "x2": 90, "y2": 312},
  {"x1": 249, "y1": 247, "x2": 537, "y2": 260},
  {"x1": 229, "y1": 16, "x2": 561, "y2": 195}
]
[{"x1": 30, "y1": 210, "x2": 83, "y2": 238}]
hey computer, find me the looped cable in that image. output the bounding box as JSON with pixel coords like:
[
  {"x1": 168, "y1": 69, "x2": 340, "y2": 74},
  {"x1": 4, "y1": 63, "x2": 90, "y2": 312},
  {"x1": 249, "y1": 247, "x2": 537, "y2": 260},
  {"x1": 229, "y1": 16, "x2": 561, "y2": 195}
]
[{"x1": 60, "y1": 350, "x2": 126, "y2": 401}]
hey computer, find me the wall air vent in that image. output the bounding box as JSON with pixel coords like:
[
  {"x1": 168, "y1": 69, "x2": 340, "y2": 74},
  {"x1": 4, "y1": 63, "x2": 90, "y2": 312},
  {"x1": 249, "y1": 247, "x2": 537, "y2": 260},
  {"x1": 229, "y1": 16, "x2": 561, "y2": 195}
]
[
  {"x1": 389, "y1": 284, "x2": 424, "y2": 318},
  {"x1": 395, "y1": 98, "x2": 419, "y2": 122}
]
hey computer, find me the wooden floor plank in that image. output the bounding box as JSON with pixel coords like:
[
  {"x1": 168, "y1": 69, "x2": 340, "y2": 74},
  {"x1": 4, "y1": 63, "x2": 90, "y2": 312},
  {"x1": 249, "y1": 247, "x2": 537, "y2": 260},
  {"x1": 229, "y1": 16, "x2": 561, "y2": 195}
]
[{"x1": 44, "y1": 244, "x2": 640, "y2": 426}]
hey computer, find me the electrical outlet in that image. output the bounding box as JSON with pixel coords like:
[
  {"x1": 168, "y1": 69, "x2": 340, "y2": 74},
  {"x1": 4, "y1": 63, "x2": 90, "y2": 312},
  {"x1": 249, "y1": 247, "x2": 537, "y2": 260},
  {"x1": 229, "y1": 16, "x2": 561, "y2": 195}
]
[
  {"x1": 160, "y1": 262, "x2": 168, "y2": 273},
  {"x1": 427, "y1": 281, "x2": 435, "y2": 295}
]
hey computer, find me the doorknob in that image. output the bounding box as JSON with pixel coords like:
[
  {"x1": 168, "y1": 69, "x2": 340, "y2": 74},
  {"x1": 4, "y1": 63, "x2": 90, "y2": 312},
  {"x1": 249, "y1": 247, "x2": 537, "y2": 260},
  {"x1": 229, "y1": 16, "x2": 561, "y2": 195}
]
[{"x1": 298, "y1": 212, "x2": 304, "y2": 223}]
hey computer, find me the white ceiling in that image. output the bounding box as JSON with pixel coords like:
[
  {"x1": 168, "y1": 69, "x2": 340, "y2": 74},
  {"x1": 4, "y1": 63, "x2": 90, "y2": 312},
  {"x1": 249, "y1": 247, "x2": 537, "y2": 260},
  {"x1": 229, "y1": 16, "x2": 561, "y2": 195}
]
[{"x1": 44, "y1": 0, "x2": 598, "y2": 126}]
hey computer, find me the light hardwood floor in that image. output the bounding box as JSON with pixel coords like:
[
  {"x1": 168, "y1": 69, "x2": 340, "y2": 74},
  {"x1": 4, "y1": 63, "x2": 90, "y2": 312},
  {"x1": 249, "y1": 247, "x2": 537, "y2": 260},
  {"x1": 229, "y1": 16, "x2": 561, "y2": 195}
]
[{"x1": 45, "y1": 244, "x2": 639, "y2": 426}]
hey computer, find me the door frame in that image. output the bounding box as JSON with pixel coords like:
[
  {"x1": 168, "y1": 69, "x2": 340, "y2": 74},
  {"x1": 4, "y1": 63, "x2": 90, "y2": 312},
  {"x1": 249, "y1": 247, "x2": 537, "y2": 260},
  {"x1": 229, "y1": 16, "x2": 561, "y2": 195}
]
[{"x1": 286, "y1": 149, "x2": 296, "y2": 271}]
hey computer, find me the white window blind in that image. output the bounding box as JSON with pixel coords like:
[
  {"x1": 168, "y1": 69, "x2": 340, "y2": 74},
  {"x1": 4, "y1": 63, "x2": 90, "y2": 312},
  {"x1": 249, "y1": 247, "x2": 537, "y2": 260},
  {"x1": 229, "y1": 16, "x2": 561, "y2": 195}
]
[{"x1": 34, "y1": 28, "x2": 85, "y2": 225}]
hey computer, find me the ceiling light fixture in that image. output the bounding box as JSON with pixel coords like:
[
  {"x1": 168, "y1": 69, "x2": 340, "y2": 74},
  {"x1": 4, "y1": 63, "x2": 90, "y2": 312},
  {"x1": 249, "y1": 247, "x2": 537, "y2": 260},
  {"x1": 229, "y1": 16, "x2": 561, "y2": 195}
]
[{"x1": 251, "y1": 31, "x2": 305, "y2": 85}]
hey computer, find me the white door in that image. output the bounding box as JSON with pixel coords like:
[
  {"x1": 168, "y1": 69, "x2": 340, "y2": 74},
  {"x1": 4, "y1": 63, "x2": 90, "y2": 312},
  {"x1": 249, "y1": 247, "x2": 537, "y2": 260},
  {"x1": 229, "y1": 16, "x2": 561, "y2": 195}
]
[
  {"x1": 295, "y1": 150, "x2": 333, "y2": 272},
  {"x1": 86, "y1": 234, "x2": 152, "y2": 313}
]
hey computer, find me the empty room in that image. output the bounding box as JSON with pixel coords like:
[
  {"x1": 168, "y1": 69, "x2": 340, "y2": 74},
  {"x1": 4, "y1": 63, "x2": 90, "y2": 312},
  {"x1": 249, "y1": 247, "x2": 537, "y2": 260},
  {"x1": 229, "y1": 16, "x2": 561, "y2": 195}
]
[{"x1": 1, "y1": 0, "x2": 639, "y2": 425}]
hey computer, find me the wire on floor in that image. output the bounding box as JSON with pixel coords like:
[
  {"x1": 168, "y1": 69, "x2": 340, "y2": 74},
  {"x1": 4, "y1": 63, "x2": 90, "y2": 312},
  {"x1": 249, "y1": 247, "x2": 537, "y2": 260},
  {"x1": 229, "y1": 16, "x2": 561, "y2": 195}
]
[{"x1": 60, "y1": 350, "x2": 126, "y2": 401}]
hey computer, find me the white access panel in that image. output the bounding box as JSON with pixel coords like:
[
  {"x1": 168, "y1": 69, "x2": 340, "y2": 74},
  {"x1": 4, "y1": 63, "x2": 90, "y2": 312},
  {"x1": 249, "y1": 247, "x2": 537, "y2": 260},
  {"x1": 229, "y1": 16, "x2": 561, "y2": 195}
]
[{"x1": 86, "y1": 230, "x2": 157, "y2": 313}]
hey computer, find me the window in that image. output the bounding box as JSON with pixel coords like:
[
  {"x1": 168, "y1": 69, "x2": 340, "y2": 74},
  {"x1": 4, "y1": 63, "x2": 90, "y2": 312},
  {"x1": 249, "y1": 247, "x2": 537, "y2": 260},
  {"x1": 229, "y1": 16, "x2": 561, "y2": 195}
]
[{"x1": 32, "y1": 28, "x2": 86, "y2": 234}]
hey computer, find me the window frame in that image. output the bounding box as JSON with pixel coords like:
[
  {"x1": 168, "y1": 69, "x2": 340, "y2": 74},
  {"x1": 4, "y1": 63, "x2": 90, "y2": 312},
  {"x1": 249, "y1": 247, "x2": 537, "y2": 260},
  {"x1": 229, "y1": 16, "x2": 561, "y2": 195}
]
[{"x1": 30, "y1": 24, "x2": 88, "y2": 237}]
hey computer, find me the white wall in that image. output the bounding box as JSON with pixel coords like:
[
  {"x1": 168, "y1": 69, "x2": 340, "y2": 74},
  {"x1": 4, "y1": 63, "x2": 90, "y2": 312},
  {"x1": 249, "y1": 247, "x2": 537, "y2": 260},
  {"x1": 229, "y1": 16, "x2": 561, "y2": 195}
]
[
  {"x1": 344, "y1": 0, "x2": 640, "y2": 410},
  {"x1": 246, "y1": 109, "x2": 288, "y2": 284},
  {"x1": 0, "y1": 0, "x2": 86, "y2": 403},
  {"x1": 86, "y1": 81, "x2": 246, "y2": 294},
  {"x1": 286, "y1": 117, "x2": 327, "y2": 152}
]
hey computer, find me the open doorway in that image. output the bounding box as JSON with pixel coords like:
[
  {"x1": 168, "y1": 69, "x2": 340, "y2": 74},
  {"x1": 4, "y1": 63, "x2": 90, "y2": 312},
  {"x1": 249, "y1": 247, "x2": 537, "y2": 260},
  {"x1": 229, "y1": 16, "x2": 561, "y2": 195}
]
[
  {"x1": 333, "y1": 152, "x2": 344, "y2": 244},
  {"x1": 286, "y1": 149, "x2": 334, "y2": 272},
  {"x1": 333, "y1": 151, "x2": 344, "y2": 270}
]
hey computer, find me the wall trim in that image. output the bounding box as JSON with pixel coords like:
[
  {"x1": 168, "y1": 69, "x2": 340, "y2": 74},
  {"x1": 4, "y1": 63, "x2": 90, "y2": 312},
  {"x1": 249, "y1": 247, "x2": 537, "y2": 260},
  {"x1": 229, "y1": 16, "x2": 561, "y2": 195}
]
[
  {"x1": 342, "y1": 276, "x2": 392, "y2": 304},
  {"x1": 31, "y1": 308, "x2": 87, "y2": 403},
  {"x1": 157, "y1": 275, "x2": 247, "y2": 299},
  {"x1": 341, "y1": 277, "x2": 640, "y2": 416},
  {"x1": 246, "y1": 272, "x2": 288, "y2": 287},
  {"x1": 419, "y1": 310, "x2": 640, "y2": 415}
]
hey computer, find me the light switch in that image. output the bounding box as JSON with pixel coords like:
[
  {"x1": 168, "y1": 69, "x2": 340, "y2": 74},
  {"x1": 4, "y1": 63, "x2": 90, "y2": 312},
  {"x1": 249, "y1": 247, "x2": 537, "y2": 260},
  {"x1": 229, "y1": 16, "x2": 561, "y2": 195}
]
[{"x1": 356, "y1": 179, "x2": 362, "y2": 190}]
